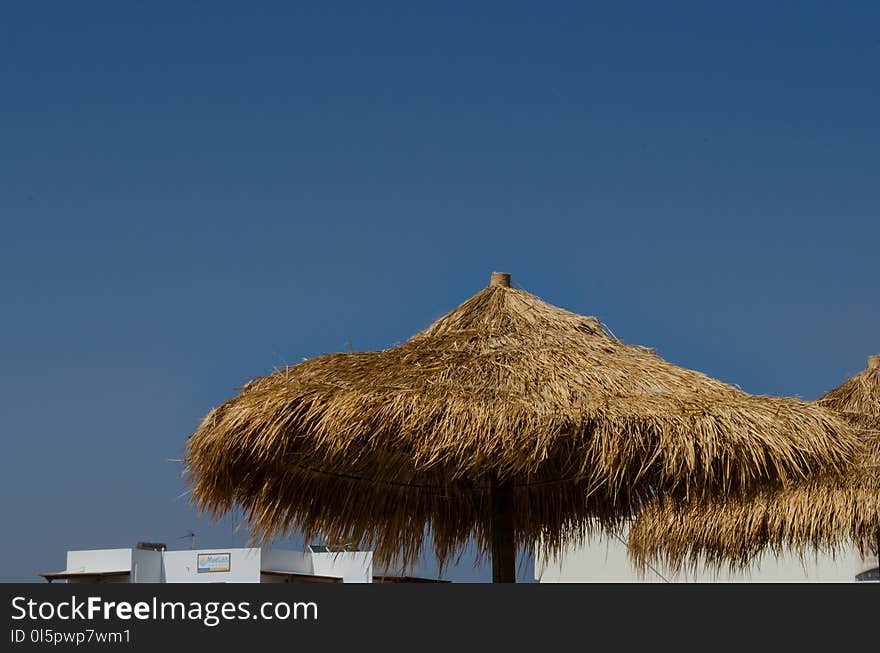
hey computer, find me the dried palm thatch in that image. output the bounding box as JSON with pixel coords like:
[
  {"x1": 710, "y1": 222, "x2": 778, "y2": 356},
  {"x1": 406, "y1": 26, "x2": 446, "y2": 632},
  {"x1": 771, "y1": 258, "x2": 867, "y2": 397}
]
[
  {"x1": 628, "y1": 355, "x2": 880, "y2": 573},
  {"x1": 184, "y1": 272, "x2": 857, "y2": 580}
]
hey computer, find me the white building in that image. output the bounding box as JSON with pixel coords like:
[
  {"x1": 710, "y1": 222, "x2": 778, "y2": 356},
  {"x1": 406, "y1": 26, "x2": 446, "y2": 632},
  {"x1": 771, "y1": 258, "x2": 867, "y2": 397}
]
[
  {"x1": 535, "y1": 524, "x2": 878, "y2": 583},
  {"x1": 40, "y1": 543, "x2": 377, "y2": 584}
]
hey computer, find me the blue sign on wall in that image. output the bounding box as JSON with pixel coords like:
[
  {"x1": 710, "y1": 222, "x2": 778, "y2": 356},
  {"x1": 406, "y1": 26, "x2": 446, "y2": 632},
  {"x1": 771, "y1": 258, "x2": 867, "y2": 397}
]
[{"x1": 197, "y1": 553, "x2": 231, "y2": 573}]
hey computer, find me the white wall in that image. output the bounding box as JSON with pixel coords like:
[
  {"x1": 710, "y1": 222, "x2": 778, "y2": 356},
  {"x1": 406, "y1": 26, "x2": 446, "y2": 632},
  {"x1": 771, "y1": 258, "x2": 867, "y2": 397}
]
[
  {"x1": 66, "y1": 549, "x2": 132, "y2": 573},
  {"x1": 260, "y1": 548, "x2": 313, "y2": 574},
  {"x1": 131, "y1": 548, "x2": 162, "y2": 583},
  {"x1": 310, "y1": 552, "x2": 373, "y2": 583},
  {"x1": 162, "y1": 548, "x2": 262, "y2": 583},
  {"x1": 56, "y1": 546, "x2": 375, "y2": 583},
  {"x1": 260, "y1": 548, "x2": 373, "y2": 582},
  {"x1": 535, "y1": 527, "x2": 861, "y2": 583},
  {"x1": 62, "y1": 549, "x2": 132, "y2": 584}
]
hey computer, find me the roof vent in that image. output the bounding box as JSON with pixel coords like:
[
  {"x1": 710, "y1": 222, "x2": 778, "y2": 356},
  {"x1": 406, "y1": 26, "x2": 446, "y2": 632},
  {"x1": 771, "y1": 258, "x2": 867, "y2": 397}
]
[{"x1": 136, "y1": 541, "x2": 167, "y2": 551}]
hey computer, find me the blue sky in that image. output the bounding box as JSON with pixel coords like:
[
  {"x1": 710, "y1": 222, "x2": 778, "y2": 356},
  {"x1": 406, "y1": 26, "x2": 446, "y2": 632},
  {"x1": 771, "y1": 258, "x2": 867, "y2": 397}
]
[{"x1": 1, "y1": 1, "x2": 878, "y2": 582}]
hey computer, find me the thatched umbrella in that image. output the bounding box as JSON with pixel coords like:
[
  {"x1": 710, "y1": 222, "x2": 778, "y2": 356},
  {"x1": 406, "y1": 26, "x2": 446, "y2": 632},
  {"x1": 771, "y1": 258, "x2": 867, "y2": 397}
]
[
  {"x1": 184, "y1": 272, "x2": 857, "y2": 582},
  {"x1": 628, "y1": 355, "x2": 880, "y2": 573}
]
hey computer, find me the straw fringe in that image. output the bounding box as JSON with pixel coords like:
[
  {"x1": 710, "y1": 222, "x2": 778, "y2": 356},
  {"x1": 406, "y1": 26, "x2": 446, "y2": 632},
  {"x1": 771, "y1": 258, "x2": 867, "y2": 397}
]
[{"x1": 628, "y1": 357, "x2": 880, "y2": 573}]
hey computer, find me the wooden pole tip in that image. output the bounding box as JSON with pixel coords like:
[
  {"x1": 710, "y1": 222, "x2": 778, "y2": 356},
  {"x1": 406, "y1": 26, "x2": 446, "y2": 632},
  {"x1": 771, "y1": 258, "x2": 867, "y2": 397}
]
[{"x1": 489, "y1": 272, "x2": 511, "y2": 288}]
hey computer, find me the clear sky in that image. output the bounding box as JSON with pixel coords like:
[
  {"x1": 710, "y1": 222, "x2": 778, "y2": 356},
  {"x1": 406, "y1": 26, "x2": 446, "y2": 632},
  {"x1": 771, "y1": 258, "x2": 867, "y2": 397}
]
[{"x1": 1, "y1": 1, "x2": 878, "y2": 582}]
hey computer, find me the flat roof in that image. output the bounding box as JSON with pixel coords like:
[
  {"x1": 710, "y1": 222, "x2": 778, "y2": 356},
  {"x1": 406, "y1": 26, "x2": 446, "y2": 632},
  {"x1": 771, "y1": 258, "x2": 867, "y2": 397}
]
[
  {"x1": 372, "y1": 575, "x2": 450, "y2": 583},
  {"x1": 260, "y1": 569, "x2": 342, "y2": 583},
  {"x1": 40, "y1": 570, "x2": 130, "y2": 582}
]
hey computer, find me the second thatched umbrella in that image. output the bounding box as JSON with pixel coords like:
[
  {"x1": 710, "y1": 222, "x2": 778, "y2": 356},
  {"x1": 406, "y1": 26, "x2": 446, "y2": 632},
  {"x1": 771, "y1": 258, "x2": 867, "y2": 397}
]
[
  {"x1": 184, "y1": 272, "x2": 857, "y2": 582},
  {"x1": 628, "y1": 355, "x2": 880, "y2": 573}
]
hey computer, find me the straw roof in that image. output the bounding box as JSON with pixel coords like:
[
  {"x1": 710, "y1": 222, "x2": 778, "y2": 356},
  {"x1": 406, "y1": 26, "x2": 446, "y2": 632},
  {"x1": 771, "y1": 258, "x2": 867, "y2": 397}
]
[
  {"x1": 628, "y1": 355, "x2": 880, "y2": 573},
  {"x1": 183, "y1": 273, "x2": 857, "y2": 570}
]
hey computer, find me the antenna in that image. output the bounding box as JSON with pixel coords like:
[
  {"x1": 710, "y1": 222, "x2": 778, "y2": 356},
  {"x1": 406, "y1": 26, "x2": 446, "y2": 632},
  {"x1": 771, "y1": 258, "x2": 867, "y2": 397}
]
[{"x1": 177, "y1": 531, "x2": 196, "y2": 550}]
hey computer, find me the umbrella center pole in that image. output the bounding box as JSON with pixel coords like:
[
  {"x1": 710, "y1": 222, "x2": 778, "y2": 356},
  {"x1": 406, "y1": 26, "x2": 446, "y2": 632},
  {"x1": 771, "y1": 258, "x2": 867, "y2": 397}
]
[{"x1": 490, "y1": 473, "x2": 516, "y2": 583}]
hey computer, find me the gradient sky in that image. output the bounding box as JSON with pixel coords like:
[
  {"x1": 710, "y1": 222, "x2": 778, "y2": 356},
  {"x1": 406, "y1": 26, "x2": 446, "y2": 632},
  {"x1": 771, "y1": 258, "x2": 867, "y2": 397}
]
[{"x1": 1, "y1": 1, "x2": 878, "y2": 582}]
